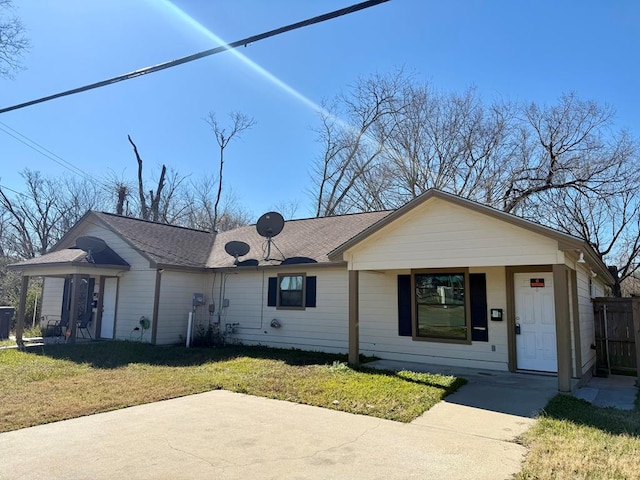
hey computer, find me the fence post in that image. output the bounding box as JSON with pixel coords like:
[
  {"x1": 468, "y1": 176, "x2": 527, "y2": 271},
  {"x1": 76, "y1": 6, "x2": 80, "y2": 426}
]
[{"x1": 632, "y1": 298, "x2": 640, "y2": 387}]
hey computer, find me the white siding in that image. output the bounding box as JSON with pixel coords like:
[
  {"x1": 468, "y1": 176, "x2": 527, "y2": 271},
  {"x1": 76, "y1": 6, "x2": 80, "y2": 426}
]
[
  {"x1": 155, "y1": 271, "x2": 212, "y2": 345},
  {"x1": 358, "y1": 267, "x2": 510, "y2": 370},
  {"x1": 219, "y1": 268, "x2": 350, "y2": 354},
  {"x1": 347, "y1": 198, "x2": 562, "y2": 270}
]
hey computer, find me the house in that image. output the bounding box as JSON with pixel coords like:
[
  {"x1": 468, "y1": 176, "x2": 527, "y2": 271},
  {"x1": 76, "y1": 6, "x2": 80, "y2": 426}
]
[{"x1": 10, "y1": 189, "x2": 614, "y2": 391}]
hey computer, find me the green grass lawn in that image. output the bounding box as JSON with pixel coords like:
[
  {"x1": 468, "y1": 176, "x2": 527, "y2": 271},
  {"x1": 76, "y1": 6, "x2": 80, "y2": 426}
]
[
  {"x1": 0, "y1": 341, "x2": 464, "y2": 433},
  {"x1": 518, "y1": 394, "x2": 640, "y2": 480}
]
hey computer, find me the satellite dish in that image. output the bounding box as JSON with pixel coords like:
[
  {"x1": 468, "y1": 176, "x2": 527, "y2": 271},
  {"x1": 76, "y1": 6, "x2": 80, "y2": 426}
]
[
  {"x1": 256, "y1": 212, "x2": 285, "y2": 261},
  {"x1": 236, "y1": 259, "x2": 259, "y2": 267},
  {"x1": 224, "y1": 240, "x2": 250, "y2": 265},
  {"x1": 76, "y1": 236, "x2": 107, "y2": 253},
  {"x1": 224, "y1": 241, "x2": 250, "y2": 258},
  {"x1": 281, "y1": 256, "x2": 318, "y2": 265},
  {"x1": 75, "y1": 236, "x2": 107, "y2": 264},
  {"x1": 256, "y1": 212, "x2": 284, "y2": 238}
]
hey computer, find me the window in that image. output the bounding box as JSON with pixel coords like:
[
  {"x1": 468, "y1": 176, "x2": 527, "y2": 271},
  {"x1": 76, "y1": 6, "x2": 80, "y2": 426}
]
[
  {"x1": 267, "y1": 274, "x2": 317, "y2": 309},
  {"x1": 279, "y1": 274, "x2": 304, "y2": 308},
  {"x1": 415, "y1": 272, "x2": 468, "y2": 340},
  {"x1": 398, "y1": 270, "x2": 485, "y2": 343}
]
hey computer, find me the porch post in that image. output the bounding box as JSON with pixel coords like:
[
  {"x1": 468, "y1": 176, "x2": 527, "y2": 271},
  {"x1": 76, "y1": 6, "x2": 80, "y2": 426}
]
[
  {"x1": 553, "y1": 265, "x2": 572, "y2": 392},
  {"x1": 15, "y1": 275, "x2": 29, "y2": 347},
  {"x1": 67, "y1": 273, "x2": 81, "y2": 343},
  {"x1": 94, "y1": 276, "x2": 105, "y2": 339},
  {"x1": 348, "y1": 270, "x2": 360, "y2": 366}
]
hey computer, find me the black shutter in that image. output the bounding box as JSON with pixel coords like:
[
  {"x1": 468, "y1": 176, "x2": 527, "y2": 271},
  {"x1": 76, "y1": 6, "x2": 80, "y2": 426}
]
[
  {"x1": 470, "y1": 273, "x2": 488, "y2": 342},
  {"x1": 397, "y1": 275, "x2": 412, "y2": 336},
  {"x1": 267, "y1": 277, "x2": 277, "y2": 306},
  {"x1": 305, "y1": 276, "x2": 317, "y2": 307}
]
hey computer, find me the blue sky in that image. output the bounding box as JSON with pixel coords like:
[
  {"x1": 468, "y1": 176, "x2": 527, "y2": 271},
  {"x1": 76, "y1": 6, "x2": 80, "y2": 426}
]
[{"x1": 1, "y1": 0, "x2": 639, "y2": 220}]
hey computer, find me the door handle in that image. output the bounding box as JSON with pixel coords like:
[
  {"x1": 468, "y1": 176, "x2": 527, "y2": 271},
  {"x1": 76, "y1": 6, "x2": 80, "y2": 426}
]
[{"x1": 515, "y1": 323, "x2": 521, "y2": 335}]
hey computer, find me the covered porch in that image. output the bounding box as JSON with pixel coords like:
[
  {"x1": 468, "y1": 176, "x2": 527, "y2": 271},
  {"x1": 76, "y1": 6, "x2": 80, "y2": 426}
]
[{"x1": 8, "y1": 247, "x2": 129, "y2": 346}]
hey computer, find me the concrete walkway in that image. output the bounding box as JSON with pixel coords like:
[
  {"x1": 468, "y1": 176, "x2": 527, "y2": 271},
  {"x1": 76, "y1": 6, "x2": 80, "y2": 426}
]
[
  {"x1": 573, "y1": 374, "x2": 638, "y2": 410},
  {"x1": 369, "y1": 360, "x2": 559, "y2": 441},
  {"x1": 0, "y1": 362, "x2": 563, "y2": 480}
]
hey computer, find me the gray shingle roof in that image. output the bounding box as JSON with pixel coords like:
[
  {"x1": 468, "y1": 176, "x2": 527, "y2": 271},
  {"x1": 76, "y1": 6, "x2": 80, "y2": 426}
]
[
  {"x1": 12, "y1": 249, "x2": 87, "y2": 266},
  {"x1": 93, "y1": 212, "x2": 216, "y2": 269},
  {"x1": 207, "y1": 211, "x2": 392, "y2": 268}
]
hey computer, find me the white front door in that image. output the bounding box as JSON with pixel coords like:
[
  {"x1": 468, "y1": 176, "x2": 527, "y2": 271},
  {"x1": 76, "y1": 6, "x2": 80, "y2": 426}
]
[
  {"x1": 100, "y1": 278, "x2": 117, "y2": 339},
  {"x1": 514, "y1": 272, "x2": 557, "y2": 372}
]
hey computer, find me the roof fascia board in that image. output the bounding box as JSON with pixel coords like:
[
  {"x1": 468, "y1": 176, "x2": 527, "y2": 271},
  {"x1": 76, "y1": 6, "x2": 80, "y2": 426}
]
[
  {"x1": 213, "y1": 261, "x2": 347, "y2": 273},
  {"x1": 154, "y1": 263, "x2": 211, "y2": 273}
]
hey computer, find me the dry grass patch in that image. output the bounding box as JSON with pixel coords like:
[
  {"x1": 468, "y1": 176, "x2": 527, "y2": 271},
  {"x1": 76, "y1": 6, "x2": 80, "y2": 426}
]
[
  {"x1": 0, "y1": 341, "x2": 464, "y2": 432},
  {"x1": 517, "y1": 394, "x2": 640, "y2": 480}
]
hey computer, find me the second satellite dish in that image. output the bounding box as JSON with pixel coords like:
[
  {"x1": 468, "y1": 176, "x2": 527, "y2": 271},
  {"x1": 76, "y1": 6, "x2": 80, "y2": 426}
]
[
  {"x1": 224, "y1": 240, "x2": 250, "y2": 265},
  {"x1": 256, "y1": 212, "x2": 284, "y2": 238}
]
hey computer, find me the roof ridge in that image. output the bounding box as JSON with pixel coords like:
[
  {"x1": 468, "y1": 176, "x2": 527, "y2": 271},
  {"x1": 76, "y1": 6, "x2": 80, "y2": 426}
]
[
  {"x1": 96, "y1": 211, "x2": 215, "y2": 234},
  {"x1": 274, "y1": 209, "x2": 396, "y2": 225}
]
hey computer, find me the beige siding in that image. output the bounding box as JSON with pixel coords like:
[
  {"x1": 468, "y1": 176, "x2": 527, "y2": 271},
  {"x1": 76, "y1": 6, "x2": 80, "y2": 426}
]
[
  {"x1": 219, "y1": 268, "x2": 349, "y2": 353},
  {"x1": 40, "y1": 277, "x2": 65, "y2": 327},
  {"x1": 155, "y1": 271, "x2": 212, "y2": 345},
  {"x1": 358, "y1": 267, "x2": 510, "y2": 370},
  {"x1": 76, "y1": 222, "x2": 156, "y2": 342},
  {"x1": 347, "y1": 198, "x2": 561, "y2": 270},
  {"x1": 576, "y1": 264, "x2": 596, "y2": 374}
]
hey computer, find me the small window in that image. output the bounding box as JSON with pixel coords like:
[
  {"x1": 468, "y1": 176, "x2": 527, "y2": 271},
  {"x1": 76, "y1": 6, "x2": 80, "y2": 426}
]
[
  {"x1": 415, "y1": 272, "x2": 467, "y2": 340},
  {"x1": 279, "y1": 274, "x2": 304, "y2": 308},
  {"x1": 267, "y1": 275, "x2": 316, "y2": 309}
]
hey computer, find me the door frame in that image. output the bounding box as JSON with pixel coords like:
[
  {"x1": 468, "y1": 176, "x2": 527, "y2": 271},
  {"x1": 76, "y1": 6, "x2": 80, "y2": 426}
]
[
  {"x1": 98, "y1": 276, "x2": 118, "y2": 340},
  {"x1": 506, "y1": 265, "x2": 575, "y2": 392},
  {"x1": 513, "y1": 271, "x2": 557, "y2": 372}
]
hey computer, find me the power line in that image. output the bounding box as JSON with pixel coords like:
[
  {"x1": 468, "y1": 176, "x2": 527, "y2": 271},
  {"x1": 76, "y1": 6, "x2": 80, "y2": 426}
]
[
  {"x1": 0, "y1": 121, "x2": 94, "y2": 182},
  {"x1": 0, "y1": 0, "x2": 390, "y2": 114}
]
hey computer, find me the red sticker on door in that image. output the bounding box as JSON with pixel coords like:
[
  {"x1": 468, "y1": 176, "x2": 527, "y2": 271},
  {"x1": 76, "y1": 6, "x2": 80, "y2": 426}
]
[{"x1": 530, "y1": 278, "x2": 545, "y2": 288}]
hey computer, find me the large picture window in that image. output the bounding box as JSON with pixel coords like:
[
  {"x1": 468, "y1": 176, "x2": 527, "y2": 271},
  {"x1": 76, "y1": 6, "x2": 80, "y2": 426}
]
[{"x1": 415, "y1": 272, "x2": 467, "y2": 340}]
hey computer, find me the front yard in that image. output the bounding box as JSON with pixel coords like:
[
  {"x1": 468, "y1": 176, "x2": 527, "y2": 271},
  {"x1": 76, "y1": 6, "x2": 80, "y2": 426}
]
[
  {"x1": 518, "y1": 393, "x2": 640, "y2": 480},
  {"x1": 0, "y1": 341, "x2": 463, "y2": 432},
  {"x1": 3, "y1": 340, "x2": 639, "y2": 478}
]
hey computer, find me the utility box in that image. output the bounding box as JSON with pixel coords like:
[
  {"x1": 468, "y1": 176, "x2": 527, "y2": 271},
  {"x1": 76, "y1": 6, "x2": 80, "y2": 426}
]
[{"x1": 0, "y1": 306, "x2": 15, "y2": 340}]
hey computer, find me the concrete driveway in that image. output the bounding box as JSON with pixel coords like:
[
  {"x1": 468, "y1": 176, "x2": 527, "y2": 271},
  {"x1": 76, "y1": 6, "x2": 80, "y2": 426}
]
[{"x1": 0, "y1": 366, "x2": 558, "y2": 480}]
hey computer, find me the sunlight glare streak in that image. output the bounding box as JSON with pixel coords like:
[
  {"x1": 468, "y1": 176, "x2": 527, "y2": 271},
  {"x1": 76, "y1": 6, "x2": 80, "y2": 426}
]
[{"x1": 158, "y1": 0, "x2": 329, "y2": 116}]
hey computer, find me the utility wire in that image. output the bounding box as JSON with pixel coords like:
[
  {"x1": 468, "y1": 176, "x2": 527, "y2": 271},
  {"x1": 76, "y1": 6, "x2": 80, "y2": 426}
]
[
  {"x1": 0, "y1": 0, "x2": 389, "y2": 114},
  {"x1": 0, "y1": 121, "x2": 94, "y2": 182}
]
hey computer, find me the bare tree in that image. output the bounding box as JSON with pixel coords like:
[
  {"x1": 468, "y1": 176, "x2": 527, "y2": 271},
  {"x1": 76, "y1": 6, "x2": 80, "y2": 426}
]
[
  {"x1": 0, "y1": 0, "x2": 29, "y2": 79},
  {"x1": 311, "y1": 70, "x2": 409, "y2": 216},
  {"x1": 309, "y1": 74, "x2": 640, "y2": 295},
  {"x1": 128, "y1": 135, "x2": 167, "y2": 222},
  {"x1": 182, "y1": 175, "x2": 251, "y2": 232},
  {"x1": 0, "y1": 169, "x2": 109, "y2": 258},
  {"x1": 205, "y1": 112, "x2": 255, "y2": 232},
  {"x1": 501, "y1": 94, "x2": 632, "y2": 214}
]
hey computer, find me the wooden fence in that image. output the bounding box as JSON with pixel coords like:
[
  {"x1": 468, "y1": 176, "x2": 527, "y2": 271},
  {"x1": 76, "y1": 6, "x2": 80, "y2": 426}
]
[{"x1": 593, "y1": 297, "x2": 640, "y2": 376}]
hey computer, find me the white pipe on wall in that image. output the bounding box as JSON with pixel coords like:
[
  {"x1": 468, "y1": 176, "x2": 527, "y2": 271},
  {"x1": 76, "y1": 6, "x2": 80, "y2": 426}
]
[{"x1": 186, "y1": 311, "x2": 193, "y2": 347}]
